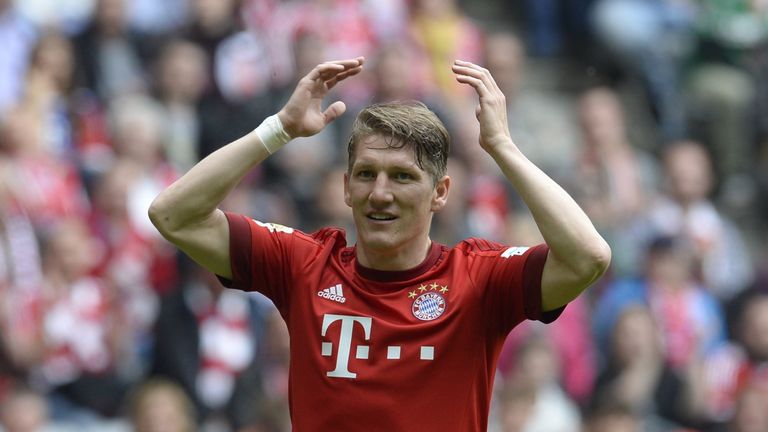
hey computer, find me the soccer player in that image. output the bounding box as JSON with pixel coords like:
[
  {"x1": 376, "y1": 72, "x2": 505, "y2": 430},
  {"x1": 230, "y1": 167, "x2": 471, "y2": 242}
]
[{"x1": 149, "y1": 57, "x2": 611, "y2": 431}]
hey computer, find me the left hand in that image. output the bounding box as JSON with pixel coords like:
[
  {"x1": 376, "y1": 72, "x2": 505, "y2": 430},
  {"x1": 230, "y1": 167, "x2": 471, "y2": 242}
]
[{"x1": 452, "y1": 60, "x2": 512, "y2": 152}]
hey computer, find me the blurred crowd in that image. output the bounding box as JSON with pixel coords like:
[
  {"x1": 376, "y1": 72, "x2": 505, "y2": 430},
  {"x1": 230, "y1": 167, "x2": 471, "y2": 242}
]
[{"x1": 0, "y1": 0, "x2": 767, "y2": 431}]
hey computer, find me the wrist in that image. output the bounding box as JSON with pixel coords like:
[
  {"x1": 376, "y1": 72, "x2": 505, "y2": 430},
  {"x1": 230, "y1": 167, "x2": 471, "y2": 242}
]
[
  {"x1": 254, "y1": 114, "x2": 292, "y2": 154},
  {"x1": 276, "y1": 111, "x2": 297, "y2": 138},
  {"x1": 482, "y1": 136, "x2": 517, "y2": 156}
]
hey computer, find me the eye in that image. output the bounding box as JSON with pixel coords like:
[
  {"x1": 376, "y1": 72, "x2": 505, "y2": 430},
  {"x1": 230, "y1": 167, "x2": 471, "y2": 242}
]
[
  {"x1": 395, "y1": 172, "x2": 413, "y2": 181},
  {"x1": 356, "y1": 169, "x2": 374, "y2": 179}
]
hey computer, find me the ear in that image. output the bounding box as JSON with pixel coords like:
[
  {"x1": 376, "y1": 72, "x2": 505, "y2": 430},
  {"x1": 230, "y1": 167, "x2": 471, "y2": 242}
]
[
  {"x1": 343, "y1": 172, "x2": 352, "y2": 207},
  {"x1": 431, "y1": 175, "x2": 451, "y2": 212}
]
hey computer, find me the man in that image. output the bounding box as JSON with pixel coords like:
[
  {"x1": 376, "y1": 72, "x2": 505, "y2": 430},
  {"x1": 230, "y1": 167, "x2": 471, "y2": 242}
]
[{"x1": 149, "y1": 57, "x2": 611, "y2": 431}]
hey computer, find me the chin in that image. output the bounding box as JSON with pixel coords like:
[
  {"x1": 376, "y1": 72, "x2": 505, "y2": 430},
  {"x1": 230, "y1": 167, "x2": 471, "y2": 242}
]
[{"x1": 359, "y1": 234, "x2": 400, "y2": 251}]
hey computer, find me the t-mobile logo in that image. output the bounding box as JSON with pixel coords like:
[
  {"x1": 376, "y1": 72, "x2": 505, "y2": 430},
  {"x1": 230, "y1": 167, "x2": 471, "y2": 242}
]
[
  {"x1": 321, "y1": 313, "x2": 435, "y2": 379},
  {"x1": 321, "y1": 314, "x2": 372, "y2": 378}
]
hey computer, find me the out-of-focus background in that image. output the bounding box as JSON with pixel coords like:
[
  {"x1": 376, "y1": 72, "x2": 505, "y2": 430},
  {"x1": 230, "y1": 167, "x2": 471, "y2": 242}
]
[{"x1": 0, "y1": 0, "x2": 767, "y2": 431}]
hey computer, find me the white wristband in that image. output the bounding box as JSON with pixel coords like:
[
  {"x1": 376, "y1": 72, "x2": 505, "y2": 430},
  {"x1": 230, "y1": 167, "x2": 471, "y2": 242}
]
[{"x1": 254, "y1": 114, "x2": 292, "y2": 154}]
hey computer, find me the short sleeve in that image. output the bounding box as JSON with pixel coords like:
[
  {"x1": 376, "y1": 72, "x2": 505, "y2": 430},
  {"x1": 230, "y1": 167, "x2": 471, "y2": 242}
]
[
  {"x1": 217, "y1": 212, "x2": 300, "y2": 312},
  {"x1": 467, "y1": 242, "x2": 564, "y2": 335}
]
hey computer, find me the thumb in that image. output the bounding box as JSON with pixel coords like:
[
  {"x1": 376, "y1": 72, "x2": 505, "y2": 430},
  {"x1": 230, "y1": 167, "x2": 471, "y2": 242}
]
[{"x1": 323, "y1": 101, "x2": 346, "y2": 125}]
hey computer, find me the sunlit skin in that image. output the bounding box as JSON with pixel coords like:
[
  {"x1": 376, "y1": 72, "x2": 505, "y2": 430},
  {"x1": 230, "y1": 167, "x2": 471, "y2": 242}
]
[{"x1": 344, "y1": 135, "x2": 450, "y2": 271}]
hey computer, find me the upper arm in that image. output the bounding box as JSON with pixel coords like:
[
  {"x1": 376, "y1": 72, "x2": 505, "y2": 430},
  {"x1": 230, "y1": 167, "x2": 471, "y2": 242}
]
[
  {"x1": 158, "y1": 208, "x2": 232, "y2": 279},
  {"x1": 540, "y1": 245, "x2": 611, "y2": 311}
]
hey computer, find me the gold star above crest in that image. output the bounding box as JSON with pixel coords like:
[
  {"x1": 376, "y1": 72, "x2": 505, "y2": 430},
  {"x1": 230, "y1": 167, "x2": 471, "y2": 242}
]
[
  {"x1": 408, "y1": 291, "x2": 417, "y2": 299},
  {"x1": 430, "y1": 282, "x2": 440, "y2": 291},
  {"x1": 418, "y1": 284, "x2": 428, "y2": 293},
  {"x1": 439, "y1": 285, "x2": 449, "y2": 294}
]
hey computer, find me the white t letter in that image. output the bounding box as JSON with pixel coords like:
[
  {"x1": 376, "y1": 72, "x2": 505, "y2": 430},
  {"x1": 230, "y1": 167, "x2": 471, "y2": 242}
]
[{"x1": 321, "y1": 314, "x2": 372, "y2": 378}]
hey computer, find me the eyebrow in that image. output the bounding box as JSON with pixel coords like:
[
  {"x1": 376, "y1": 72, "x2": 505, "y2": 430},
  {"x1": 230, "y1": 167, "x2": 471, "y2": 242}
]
[{"x1": 352, "y1": 159, "x2": 421, "y2": 172}]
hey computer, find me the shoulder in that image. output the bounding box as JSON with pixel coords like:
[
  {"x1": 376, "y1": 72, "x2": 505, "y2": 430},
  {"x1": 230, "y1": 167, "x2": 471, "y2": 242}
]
[
  {"x1": 455, "y1": 238, "x2": 536, "y2": 259},
  {"x1": 306, "y1": 226, "x2": 349, "y2": 250},
  {"x1": 226, "y1": 212, "x2": 349, "y2": 251},
  {"x1": 455, "y1": 238, "x2": 506, "y2": 254}
]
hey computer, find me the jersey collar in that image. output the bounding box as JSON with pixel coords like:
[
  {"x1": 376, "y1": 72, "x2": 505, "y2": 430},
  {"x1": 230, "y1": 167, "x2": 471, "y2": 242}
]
[{"x1": 354, "y1": 242, "x2": 444, "y2": 283}]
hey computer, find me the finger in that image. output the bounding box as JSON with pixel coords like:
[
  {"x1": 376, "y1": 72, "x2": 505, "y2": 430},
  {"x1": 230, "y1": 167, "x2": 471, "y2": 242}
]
[
  {"x1": 327, "y1": 57, "x2": 365, "y2": 68},
  {"x1": 317, "y1": 61, "x2": 365, "y2": 83},
  {"x1": 325, "y1": 65, "x2": 363, "y2": 89},
  {"x1": 453, "y1": 60, "x2": 501, "y2": 93},
  {"x1": 323, "y1": 100, "x2": 347, "y2": 124},
  {"x1": 317, "y1": 59, "x2": 364, "y2": 81},
  {"x1": 307, "y1": 63, "x2": 346, "y2": 81},
  {"x1": 454, "y1": 72, "x2": 491, "y2": 98}
]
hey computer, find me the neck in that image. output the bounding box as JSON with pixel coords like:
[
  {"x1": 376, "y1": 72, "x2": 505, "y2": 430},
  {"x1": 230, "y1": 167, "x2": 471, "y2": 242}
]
[{"x1": 355, "y1": 236, "x2": 432, "y2": 271}]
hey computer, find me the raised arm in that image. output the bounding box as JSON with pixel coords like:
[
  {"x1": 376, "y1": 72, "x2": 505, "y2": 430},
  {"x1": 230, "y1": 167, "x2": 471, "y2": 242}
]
[
  {"x1": 452, "y1": 60, "x2": 611, "y2": 311},
  {"x1": 149, "y1": 58, "x2": 364, "y2": 278}
]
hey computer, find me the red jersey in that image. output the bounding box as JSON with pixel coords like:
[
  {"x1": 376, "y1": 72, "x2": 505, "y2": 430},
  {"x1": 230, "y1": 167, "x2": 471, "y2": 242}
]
[{"x1": 222, "y1": 212, "x2": 563, "y2": 431}]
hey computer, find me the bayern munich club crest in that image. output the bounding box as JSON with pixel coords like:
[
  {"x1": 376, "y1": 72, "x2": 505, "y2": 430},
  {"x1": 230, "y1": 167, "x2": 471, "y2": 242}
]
[{"x1": 411, "y1": 291, "x2": 446, "y2": 321}]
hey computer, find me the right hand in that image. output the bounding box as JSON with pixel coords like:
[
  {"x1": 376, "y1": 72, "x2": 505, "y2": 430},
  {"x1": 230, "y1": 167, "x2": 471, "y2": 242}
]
[{"x1": 277, "y1": 57, "x2": 364, "y2": 138}]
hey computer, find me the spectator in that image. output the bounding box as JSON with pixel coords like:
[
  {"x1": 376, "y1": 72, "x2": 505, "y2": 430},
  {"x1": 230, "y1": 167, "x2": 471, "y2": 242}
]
[
  {"x1": 409, "y1": 0, "x2": 484, "y2": 103},
  {"x1": 72, "y1": 0, "x2": 157, "y2": 101},
  {"x1": 484, "y1": 31, "x2": 579, "y2": 181},
  {"x1": 0, "y1": 106, "x2": 89, "y2": 228},
  {"x1": 574, "y1": 85, "x2": 660, "y2": 277},
  {"x1": 183, "y1": 0, "x2": 240, "y2": 66},
  {"x1": 369, "y1": 39, "x2": 436, "y2": 105},
  {"x1": 522, "y1": 0, "x2": 595, "y2": 57},
  {"x1": 151, "y1": 267, "x2": 269, "y2": 430},
  {"x1": 703, "y1": 289, "x2": 768, "y2": 424},
  {"x1": 16, "y1": 0, "x2": 94, "y2": 34},
  {"x1": 590, "y1": 304, "x2": 702, "y2": 429},
  {"x1": 593, "y1": 235, "x2": 726, "y2": 370},
  {"x1": 305, "y1": 166, "x2": 356, "y2": 236},
  {"x1": 190, "y1": 0, "x2": 275, "y2": 158},
  {"x1": 0, "y1": 385, "x2": 55, "y2": 432},
  {"x1": 0, "y1": 160, "x2": 44, "y2": 379},
  {"x1": 152, "y1": 38, "x2": 209, "y2": 172},
  {"x1": 36, "y1": 218, "x2": 129, "y2": 420},
  {"x1": 582, "y1": 401, "x2": 643, "y2": 432},
  {"x1": 0, "y1": 0, "x2": 37, "y2": 118},
  {"x1": 686, "y1": 0, "x2": 765, "y2": 187},
  {"x1": 87, "y1": 160, "x2": 162, "y2": 377},
  {"x1": 589, "y1": 0, "x2": 697, "y2": 140},
  {"x1": 0, "y1": 157, "x2": 43, "y2": 294},
  {"x1": 23, "y1": 30, "x2": 79, "y2": 160},
  {"x1": 107, "y1": 94, "x2": 179, "y2": 242},
  {"x1": 266, "y1": 32, "x2": 342, "y2": 223},
  {"x1": 648, "y1": 140, "x2": 754, "y2": 300},
  {"x1": 494, "y1": 337, "x2": 581, "y2": 432},
  {"x1": 498, "y1": 295, "x2": 597, "y2": 405},
  {"x1": 729, "y1": 383, "x2": 768, "y2": 432},
  {"x1": 491, "y1": 382, "x2": 536, "y2": 432},
  {"x1": 126, "y1": 378, "x2": 196, "y2": 432},
  {"x1": 126, "y1": 0, "x2": 189, "y2": 35},
  {"x1": 252, "y1": 309, "x2": 291, "y2": 432}
]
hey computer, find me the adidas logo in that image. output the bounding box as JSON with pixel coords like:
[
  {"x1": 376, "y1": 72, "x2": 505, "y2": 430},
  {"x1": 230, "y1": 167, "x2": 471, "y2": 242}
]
[{"x1": 318, "y1": 284, "x2": 346, "y2": 303}]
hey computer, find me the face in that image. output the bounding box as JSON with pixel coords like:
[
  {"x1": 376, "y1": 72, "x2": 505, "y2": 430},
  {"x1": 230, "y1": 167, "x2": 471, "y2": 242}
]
[
  {"x1": 664, "y1": 142, "x2": 712, "y2": 203},
  {"x1": 741, "y1": 297, "x2": 768, "y2": 361},
  {"x1": 579, "y1": 88, "x2": 626, "y2": 148},
  {"x1": 135, "y1": 387, "x2": 193, "y2": 432},
  {"x1": 485, "y1": 33, "x2": 524, "y2": 96},
  {"x1": 344, "y1": 135, "x2": 449, "y2": 258},
  {"x1": 611, "y1": 307, "x2": 661, "y2": 364}
]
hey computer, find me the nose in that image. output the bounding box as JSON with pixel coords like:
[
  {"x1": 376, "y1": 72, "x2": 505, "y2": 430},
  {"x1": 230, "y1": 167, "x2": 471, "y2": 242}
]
[{"x1": 368, "y1": 173, "x2": 394, "y2": 207}]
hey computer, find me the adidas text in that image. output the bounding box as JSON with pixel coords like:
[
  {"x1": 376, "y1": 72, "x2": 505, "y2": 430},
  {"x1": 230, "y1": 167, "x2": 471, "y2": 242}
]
[{"x1": 318, "y1": 284, "x2": 346, "y2": 304}]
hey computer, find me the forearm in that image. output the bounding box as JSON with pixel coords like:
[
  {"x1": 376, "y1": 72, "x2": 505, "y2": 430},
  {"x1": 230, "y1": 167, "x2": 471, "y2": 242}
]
[
  {"x1": 489, "y1": 141, "x2": 610, "y2": 277},
  {"x1": 149, "y1": 130, "x2": 271, "y2": 235}
]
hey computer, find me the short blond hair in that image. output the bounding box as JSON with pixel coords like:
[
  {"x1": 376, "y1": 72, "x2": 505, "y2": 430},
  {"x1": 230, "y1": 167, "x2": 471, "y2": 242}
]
[{"x1": 347, "y1": 102, "x2": 450, "y2": 183}]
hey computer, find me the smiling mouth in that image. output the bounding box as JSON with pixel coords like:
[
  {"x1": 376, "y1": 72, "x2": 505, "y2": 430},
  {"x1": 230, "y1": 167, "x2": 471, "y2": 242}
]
[{"x1": 367, "y1": 214, "x2": 397, "y2": 222}]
